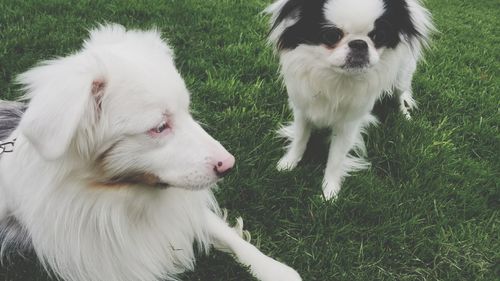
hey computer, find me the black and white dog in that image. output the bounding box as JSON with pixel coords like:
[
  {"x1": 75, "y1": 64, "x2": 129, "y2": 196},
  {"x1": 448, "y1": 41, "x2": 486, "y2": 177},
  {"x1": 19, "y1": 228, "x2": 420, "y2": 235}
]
[{"x1": 266, "y1": 0, "x2": 434, "y2": 199}]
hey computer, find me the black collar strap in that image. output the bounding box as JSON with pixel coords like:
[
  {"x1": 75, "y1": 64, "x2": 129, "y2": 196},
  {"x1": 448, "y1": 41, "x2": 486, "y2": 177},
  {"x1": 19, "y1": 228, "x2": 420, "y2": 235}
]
[{"x1": 0, "y1": 138, "x2": 16, "y2": 155}]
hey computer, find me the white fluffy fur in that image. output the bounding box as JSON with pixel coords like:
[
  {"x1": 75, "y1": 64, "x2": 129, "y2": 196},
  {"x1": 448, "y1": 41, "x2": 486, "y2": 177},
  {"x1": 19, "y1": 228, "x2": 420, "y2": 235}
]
[
  {"x1": 0, "y1": 24, "x2": 301, "y2": 281},
  {"x1": 267, "y1": 0, "x2": 434, "y2": 199}
]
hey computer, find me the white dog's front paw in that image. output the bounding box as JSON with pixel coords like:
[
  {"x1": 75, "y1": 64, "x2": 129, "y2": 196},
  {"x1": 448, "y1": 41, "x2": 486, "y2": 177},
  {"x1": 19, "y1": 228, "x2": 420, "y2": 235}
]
[
  {"x1": 251, "y1": 257, "x2": 302, "y2": 281},
  {"x1": 322, "y1": 179, "x2": 341, "y2": 200},
  {"x1": 233, "y1": 217, "x2": 252, "y2": 242},
  {"x1": 277, "y1": 152, "x2": 300, "y2": 171}
]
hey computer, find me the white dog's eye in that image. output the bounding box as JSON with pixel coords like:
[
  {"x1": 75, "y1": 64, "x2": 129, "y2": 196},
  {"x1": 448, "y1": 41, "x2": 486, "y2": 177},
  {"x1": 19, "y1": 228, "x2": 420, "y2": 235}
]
[
  {"x1": 156, "y1": 121, "x2": 169, "y2": 133},
  {"x1": 148, "y1": 120, "x2": 171, "y2": 137}
]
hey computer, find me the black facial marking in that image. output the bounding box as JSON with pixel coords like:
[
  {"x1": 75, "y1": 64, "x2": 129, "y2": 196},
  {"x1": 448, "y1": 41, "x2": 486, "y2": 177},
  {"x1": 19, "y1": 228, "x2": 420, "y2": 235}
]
[
  {"x1": 368, "y1": 20, "x2": 395, "y2": 48},
  {"x1": 270, "y1": 0, "x2": 421, "y2": 51},
  {"x1": 271, "y1": 0, "x2": 340, "y2": 50},
  {"x1": 369, "y1": 0, "x2": 421, "y2": 48}
]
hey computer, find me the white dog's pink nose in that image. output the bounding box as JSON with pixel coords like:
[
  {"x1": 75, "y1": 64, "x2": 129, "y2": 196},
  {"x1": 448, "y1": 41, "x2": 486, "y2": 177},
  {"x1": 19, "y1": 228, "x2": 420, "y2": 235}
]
[{"x1": 214, "y1": 155, "x2": 235, "y2": 177}]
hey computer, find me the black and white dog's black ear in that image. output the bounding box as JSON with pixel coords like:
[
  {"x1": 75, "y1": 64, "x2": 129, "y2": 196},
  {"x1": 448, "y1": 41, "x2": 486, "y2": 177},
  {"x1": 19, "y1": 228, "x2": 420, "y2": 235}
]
[
  {"x1": 265, "y1": 0, "x2": 303, "y2": 45},
  {"x1": 266, "y1": 0, "x2": 302, "y2": 29},
  {"x1": 266, "y1": 0, "x2": 328, "y2": 51},
  {"x1": 17, "y1": 54, "x2": 105, "y2": 160}
]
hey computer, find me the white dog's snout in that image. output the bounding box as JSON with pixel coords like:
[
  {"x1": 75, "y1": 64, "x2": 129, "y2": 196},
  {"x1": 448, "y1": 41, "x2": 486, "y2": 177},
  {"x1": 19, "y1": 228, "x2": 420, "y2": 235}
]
[{"x1": 213, "y1": 154, "x2": 235, "y2": 177}]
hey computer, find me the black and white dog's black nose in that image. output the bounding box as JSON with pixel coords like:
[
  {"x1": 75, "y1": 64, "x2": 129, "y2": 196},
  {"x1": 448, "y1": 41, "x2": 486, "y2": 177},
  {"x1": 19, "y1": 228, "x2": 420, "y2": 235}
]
[{"x1": 348, "y1": 40, "x2": 368, "y2": 51}]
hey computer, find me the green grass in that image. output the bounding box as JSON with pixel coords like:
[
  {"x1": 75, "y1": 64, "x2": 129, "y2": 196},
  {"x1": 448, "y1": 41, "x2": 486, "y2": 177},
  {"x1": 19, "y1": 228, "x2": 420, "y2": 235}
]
[{"x1": 0, "y1": 0, "x2": 498, "y2": 280}]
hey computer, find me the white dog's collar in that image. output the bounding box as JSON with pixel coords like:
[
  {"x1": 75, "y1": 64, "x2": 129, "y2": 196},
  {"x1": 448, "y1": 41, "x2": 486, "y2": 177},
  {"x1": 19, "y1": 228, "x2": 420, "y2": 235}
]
[{"x1": 0, "y1": 138, "x2": 16, "y2": 155}]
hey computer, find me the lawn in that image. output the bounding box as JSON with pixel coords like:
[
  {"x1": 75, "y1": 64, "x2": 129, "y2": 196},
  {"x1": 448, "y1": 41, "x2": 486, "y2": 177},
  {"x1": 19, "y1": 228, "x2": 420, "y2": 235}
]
[{"x1": 0, "y1": 0, "x2": 498, "y2": 280}]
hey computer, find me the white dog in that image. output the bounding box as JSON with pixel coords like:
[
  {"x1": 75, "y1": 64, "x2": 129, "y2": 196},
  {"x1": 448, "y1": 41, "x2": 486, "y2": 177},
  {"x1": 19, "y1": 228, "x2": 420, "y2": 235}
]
[
  {"x1": 0, "y1": 24, "x2": 301, "y2": 281},
  {"x1": 266, "y1": 0, "x2": 433, "y2": 199}
]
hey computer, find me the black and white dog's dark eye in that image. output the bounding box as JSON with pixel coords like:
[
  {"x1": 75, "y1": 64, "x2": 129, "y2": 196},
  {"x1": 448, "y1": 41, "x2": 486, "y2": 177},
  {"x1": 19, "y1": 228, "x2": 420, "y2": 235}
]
[
  {"x1": 369, "y1": 30, "x2": 387, "y2": 47},
  {"x1": 321, "y1": 28, "x2": 343, "y2": 46},
  {"x1": 369, "y1": 20, "x2": 398, "y2": 48}
]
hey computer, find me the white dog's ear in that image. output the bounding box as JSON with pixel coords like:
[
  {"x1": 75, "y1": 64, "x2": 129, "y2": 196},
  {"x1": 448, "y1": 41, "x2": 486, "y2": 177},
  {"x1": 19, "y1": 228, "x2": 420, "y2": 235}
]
[{"x1": 18, "y1": 55, "x2": 104, "y2": 160}]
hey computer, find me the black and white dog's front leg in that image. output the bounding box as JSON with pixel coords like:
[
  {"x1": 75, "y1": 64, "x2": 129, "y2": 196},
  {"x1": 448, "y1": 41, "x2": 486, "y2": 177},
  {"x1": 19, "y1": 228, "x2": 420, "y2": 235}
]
[
  {"x1": 396, "y1": 57, "x2": 418, "y2": 120},
  {"x1": 322, "y1": 120, "x2": 369, "y2": 200},
  {"x1": 206, "y1": 211, "x2": 302, "y2": 281},
  {"x1": 277, "y1": 109, "x2": 312, "y2": 171}
]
